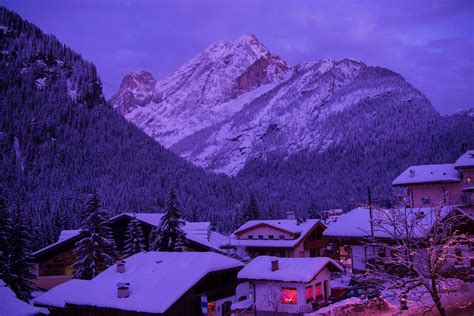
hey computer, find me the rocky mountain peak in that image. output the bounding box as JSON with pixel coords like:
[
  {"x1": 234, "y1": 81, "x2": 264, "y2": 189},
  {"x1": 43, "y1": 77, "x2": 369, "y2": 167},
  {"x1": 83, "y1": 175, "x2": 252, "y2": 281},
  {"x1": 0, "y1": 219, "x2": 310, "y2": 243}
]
[{"x1": 109, "y1": 70, "x2": 156, "y2": 115}]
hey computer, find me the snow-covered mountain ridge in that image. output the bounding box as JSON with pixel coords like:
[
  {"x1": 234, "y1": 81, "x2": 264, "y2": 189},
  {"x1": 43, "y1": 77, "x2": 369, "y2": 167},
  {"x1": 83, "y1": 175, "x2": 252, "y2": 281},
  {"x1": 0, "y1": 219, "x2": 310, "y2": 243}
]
[{"x1": 109, "y1": 35, "x2": 445, "y2": 174}]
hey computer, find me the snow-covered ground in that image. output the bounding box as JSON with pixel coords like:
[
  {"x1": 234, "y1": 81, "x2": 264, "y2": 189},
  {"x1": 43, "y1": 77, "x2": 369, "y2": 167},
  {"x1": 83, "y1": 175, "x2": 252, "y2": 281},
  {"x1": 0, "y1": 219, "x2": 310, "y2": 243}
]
[{"x1": 306, "y1": 281, "x2": 474, "y2": 315}]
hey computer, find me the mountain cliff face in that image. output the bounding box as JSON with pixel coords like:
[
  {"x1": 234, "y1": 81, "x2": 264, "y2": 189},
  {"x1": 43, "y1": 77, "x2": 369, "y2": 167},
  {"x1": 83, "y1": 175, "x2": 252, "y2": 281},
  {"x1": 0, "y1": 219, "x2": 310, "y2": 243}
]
[{"x1": 109, "y1": 35, "x2": 442, "y2": 174}]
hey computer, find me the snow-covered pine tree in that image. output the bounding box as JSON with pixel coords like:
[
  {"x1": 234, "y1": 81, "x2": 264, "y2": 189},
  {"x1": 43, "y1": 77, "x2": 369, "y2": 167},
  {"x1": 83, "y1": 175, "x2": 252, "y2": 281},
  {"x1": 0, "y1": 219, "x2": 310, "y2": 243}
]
[
  {"x1": 4, "y1": 206, "x2": 35, "y2": 302},
  {"x1": 0, "y1": 186, "x2": 10, "y2": 282},
  {"x1": 240, "y1": 194, "x2": 260, "y2": 224},
  {"x1": 151, "y1": 189, "x2": 187, "y2": 252},
  {"x1": 123, "y1": 214, "x2": 145, "y2": 257},
  {"x1": 72, "y1": 192, "x2": 117, "y2": 280}
]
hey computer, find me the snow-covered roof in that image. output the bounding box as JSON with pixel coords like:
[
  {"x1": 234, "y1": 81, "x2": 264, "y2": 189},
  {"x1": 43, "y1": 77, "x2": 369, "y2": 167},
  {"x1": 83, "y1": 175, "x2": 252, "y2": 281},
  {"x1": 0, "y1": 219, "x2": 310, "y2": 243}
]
[
  {"x1": 34, "y1": 252, "x2": 244, "y2": 314},
  {"x1": 228, "y1": 219, "x2": 322, "y2": 248},
  {"x1": 186, "y1": 231, "x2": 228, "y2": 253},
  {"x1": 454, "y1": 150, "x2": 474, "y2": 169},
  {"x1": 231, "y1": 298, "x2": 252, "y2": 311},
  {"x1": 0, "y1": 279, "x2": 49, "y2": 316},
  {"x1": 58, "y1": 229, "x2": 80, "y2": 242},
  {"x1": 237, "y1": 256, "x2": 342, "y2": 283},
  {"x1": 34, "y1": 213, "x2": 226, "y2": 256},
  {"x1": 34, "y1": 280, "x2": 89, "y2": 308},
  {"x1": 392, "y1": 164, "x2": 461, "y2": 186},
  {"x1": 234, "y1": 219, "x2": 318, "y2": 235},
  {"x1": 323, "y1": 207, "x2": 453, "y2": 239}
]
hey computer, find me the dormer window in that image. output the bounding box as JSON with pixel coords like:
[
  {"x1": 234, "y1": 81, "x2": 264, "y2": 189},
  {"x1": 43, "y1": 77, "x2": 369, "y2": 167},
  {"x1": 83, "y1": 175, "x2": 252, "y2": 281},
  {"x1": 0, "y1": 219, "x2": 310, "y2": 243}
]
[
  {"x1": 258, "y1": 235, "x2": 264, "y2": 240},
  {"x1": 248, "y1": 235, "x2": 254, "y2": 239},
  {"x1": 269, "y1": 235, "x2": 274, "y2": 240}
]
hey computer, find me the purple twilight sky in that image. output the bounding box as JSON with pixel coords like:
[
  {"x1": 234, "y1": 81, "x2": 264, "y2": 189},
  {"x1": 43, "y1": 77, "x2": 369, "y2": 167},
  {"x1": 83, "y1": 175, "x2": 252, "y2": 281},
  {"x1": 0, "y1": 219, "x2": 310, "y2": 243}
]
[{"x1": 2, "y1": 0, "x2": 473, "y2": 114}]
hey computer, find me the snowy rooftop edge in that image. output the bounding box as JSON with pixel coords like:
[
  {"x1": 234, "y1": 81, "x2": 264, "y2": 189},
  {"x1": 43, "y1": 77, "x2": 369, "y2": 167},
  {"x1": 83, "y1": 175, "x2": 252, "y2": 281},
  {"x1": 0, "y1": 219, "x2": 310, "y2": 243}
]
[
  {"x1": 237, "y1": 256, "x2": 343, "y2": 282},
  {"x1": 392, "y1": 163, "x2": 461, "y2": 186}
]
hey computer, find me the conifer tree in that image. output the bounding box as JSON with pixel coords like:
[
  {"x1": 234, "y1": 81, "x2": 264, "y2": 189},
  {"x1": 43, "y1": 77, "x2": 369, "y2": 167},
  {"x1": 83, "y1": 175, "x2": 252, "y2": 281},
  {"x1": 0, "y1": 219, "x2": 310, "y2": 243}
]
[
  {"x1": 240, "y1": 194, "x2": 260, "y2": 223},
  {"x1": 4, "y1": 206, "x2": 35, "y2": 302},
  {"x1": 151, "y1": 189, "x2": 187, "y2": 252},
  {"x1": 0, "y1": 186, "x2": 9, "y2": 281},
  {"x1": 73, "y1": 192, "x2": 116, "y2": 280},
  {"x1": 123, "y1": 214, "x2": 145, "y2": 257}
]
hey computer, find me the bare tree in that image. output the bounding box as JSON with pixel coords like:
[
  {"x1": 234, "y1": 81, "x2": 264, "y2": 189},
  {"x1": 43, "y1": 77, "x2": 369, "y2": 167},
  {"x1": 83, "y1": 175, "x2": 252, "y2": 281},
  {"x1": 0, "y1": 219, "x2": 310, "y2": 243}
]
[
  {"x1": 261, "y1": 281, "x2": 281, "y2": 316},
  {"x1": 355, "y1": 203, "x2": 470, "y2": 316}
]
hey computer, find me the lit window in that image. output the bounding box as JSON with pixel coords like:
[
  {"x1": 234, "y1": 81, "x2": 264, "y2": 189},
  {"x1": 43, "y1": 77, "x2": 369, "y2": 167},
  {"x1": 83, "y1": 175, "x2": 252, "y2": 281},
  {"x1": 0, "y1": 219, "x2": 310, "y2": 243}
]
[
  {"x1": 281, "y1": 287, "x2": 297, "y2": 304},
  {"x1": 269, "y1": 235, "x2": 274, "y2": 240},
  {"x1": 248, "y1": 235, "x2": 253, "y2": 239},
  {"x1": 315, "y1": 283, "x2": 323, "y2": 301},
  {"x1": 305, "y1": 286, "x2": 313, "y2": 302},
  {"x1": 466, "y1": 176, "x2": 473, "y2": 184},
  {"x1": 279, "y1": 235, "x2": 285, "y2": 240},
  {"x1": 258, "y1": 235, "x2": 264, "y2": 240}
]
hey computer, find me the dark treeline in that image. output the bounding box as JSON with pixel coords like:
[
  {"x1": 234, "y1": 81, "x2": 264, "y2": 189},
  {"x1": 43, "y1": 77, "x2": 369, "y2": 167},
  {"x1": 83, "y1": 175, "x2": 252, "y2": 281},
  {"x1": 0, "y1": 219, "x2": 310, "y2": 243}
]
[{"x1": 1, "y1": 7, "x2": 473, "y2": 252}]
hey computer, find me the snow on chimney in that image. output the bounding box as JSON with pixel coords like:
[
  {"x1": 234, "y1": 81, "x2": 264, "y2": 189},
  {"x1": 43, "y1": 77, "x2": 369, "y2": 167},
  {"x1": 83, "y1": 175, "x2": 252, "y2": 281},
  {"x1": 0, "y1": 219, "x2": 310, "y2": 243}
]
[
  {"x1": 286, "y1": 211, "x2": 296, "y2": 220},
  {"x1": 117, "y1": 282, "x2": 130, "y2": 298},
  {"x1": 271, "y1": 259, "x2": 279, "y2": 271},
  {"x1": 117, "y1": 260, "x2": 126, "y2": 273}
]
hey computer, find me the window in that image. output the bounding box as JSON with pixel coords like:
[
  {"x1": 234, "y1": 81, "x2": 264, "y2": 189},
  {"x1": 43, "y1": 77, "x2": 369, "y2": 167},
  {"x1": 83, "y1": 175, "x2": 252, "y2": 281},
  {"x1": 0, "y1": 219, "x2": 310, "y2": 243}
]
[
  {"x1": 305, "y1": 286, "x2": 313, "y2": 302},
  {"x1": 281, "y1": 287, "x2": 297, "y2": 304},
  {"x1": 279, "y1": 235, "x2": 285, "y2": 240},
  {"x1": 248, "y1": 235, "x2": 254, "y2": 239},
  {"x1": 315, "y1": 283, "x2": 323, "y2": 301},
  {"x1": 299, "y1": 251, "x2": 305, "y2": 257},
  {"x1": 466, "y1": 176, "x2": 472, "y2": 184},
  {"x1": 421, "y1": 197, "x2": 431, "y2": 205},
  {"x1": 269, "y1": 235, "x2": 274, "y2": 240},
  {"x1": 258, "y1": 235, "x2": 264, "y2": 240}
]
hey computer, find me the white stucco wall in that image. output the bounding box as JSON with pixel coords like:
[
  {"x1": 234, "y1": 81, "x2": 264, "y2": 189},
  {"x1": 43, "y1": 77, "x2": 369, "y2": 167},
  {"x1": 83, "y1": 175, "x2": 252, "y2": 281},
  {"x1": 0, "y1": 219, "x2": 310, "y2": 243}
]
[{"x1": 252, "y1": 268, "x2": 331, "y2": 314}]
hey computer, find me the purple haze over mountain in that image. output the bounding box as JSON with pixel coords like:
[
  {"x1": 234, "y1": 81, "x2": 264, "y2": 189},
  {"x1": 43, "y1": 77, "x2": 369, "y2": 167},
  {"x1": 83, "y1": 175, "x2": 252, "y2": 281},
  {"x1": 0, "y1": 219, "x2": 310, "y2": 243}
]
[{"x1": 2, "y1": 0, "x2": 473, "y2": 114}]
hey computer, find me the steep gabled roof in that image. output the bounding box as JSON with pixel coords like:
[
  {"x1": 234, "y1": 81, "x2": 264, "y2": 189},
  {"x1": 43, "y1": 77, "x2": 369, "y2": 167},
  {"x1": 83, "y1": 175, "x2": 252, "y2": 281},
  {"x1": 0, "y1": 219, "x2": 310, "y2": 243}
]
[
  {"x1": 392, "y1": 164, "x2": 461, "y2": 186},
  {"x1": 34, "y1": 252, "x2": 244, "y2": 314},
  {"x1": 238, "y1": 256, "x2": 342, "y2": 282}
]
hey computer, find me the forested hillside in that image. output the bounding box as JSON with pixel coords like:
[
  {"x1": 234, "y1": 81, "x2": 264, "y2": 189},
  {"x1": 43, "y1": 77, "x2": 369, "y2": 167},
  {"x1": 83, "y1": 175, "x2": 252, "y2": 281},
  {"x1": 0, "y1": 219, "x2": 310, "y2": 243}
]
[
  {"x1": 0, "y1": 7, "x2": 239, "y2": 250},
  {"x1": 1, "y1": 7, "x2": 473, "y2": 251}
]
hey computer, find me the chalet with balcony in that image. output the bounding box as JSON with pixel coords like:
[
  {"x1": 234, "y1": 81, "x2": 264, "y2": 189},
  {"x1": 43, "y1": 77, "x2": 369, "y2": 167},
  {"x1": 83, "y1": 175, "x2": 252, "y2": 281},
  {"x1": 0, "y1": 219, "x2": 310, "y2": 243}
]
[
  {"x1": 392, "y1": 150, "x2": 474, "y2": 208},
  {"x1": 226, "y1": 212, "x2": 328, "y2": 259},
  {"x1": 34, "y1": 252, "x2": 244, "y2": 316},
  {"x1": 32, "y1": 212, "x2": 228, "y2": 290}
]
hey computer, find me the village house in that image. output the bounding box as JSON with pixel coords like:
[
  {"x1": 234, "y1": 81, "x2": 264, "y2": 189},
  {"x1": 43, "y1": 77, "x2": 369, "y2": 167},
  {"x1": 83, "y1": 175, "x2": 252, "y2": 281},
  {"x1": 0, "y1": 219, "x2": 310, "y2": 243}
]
[
  {"x1": 34, "y1": 252, "x2": 244, "y2": 316},
  {"x1": 392, "y1": 150, "x2": 474, "y2": 208},
  {"x1": 323, "y1": 205, "x2": 474, "y2": 273},
  {"x1": 233, "y1": 256, "x2": 343, "y2": 315},
  {"x1": 32, "y1": 212, "x2": 228, "y2": 290},
  {"x1": 226, "y1": 212, "x2": 328, "y2": 259}
]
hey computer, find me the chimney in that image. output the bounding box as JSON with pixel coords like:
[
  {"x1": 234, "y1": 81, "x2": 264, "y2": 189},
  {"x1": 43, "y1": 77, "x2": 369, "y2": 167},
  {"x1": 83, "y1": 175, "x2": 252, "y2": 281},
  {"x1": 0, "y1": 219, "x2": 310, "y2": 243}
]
[
  {"x1": 117, "y1": 260, "x2": 126, "y2": 273},
  {"x1": 286, "y1": 211, "x2": 296, "y2": 220},
  {"x1": 271, "y1": 259, "x2": 279, "y2": 271},
  {"x1": 409, "y1": 169, "x2": 415, "y2": 177},
  {"x1": 116, "y1": 282, "x2": 130, "y2": 298}
]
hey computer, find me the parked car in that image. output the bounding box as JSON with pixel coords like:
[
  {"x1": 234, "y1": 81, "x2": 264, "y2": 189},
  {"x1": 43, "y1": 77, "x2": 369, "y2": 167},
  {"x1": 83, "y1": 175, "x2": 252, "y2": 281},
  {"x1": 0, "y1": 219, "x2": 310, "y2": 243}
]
[{"x1": 329, "y1": 286, "x2": 380, "y2": 304}]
